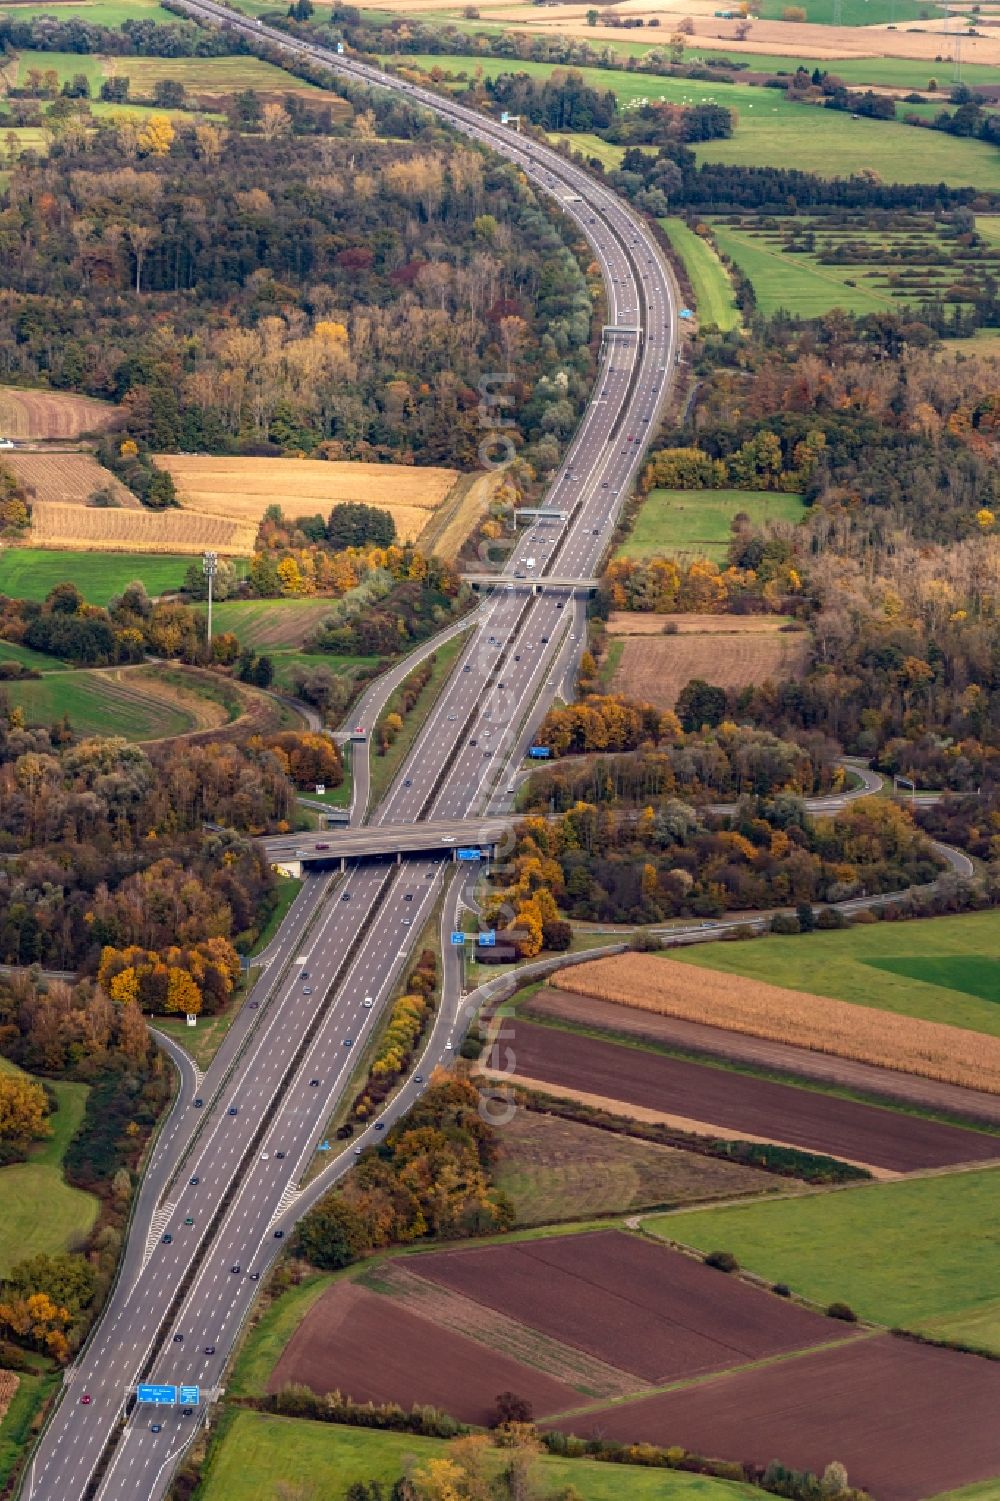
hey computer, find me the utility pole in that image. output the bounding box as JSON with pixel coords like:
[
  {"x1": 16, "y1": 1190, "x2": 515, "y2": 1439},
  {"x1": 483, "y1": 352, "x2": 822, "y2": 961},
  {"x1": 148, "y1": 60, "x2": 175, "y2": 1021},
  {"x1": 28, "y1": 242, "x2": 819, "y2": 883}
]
[{"x1": 203, "y1": 550, "x2": 218, "y2": 649}]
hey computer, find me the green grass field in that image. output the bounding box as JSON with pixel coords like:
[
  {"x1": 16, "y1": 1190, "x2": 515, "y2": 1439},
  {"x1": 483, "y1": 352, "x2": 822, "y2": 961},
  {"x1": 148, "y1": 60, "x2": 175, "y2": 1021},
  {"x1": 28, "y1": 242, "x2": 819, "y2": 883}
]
[
  {"x1": 0, "y1": 550, "x2": 188, "y2": 605},
  {"x1": 712, "y1": 222, "x2": 899, "y2": 318},
  {"x1": 0, "y1": 640, "x2": 70, "y2": 672},
  {"x1": 200, "y1": 600, "x2": 334, "y2": 651},
  {"x1": 711, "y1": 215, "x2": 1000, "y2": 320},
  {"x1": 652, "y1": 1166, "x2": 1000, "y2": 1348},
  {"x1": 661, "y1": 218, "x2": 741, "y2": 332},
  {"x1": 617, "y1": 488, "x2": 805, "y2": 562},
  {"x1": 395, "y1": 53, "x2": 1000, "y2": 189},
  {"x1": 199, "y1": 1410, "x2": 757, "y2": 1501},
  {"x1": 0, "y1": 1080, "x2": 98, "y2": 1278},
  {"x1": 690, "y1": 49, "x2": 992, "y2": 92},
  {"x1": 4, "y1": 669, "x2": 196, "y2": 740},
  {"x1": 669, "y1": 910, "x2": 1000, "y2": 1036},
  {"x1": 0, "y1": 0, "x2": 178, "y2": 22},
  {"x1": 547, "y1": 129, "x2": 625, "y2": 170}
]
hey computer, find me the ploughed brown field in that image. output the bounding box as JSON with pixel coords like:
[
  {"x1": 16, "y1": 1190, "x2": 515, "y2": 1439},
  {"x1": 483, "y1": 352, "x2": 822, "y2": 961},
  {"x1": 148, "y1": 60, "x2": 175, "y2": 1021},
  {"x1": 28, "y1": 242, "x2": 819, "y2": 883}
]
[
  {"x1": 526, "y1": 987, "x2": 1000, "y2": 1126},
  {"x1": 409, "y1": 1230, "x2": 848, "y2": 1384},
  {"x1": 503, "y1": 1019, "x2": 1000, "y2": 1173},
  {"x1": 555, "y1": 1335, "x2": 1000, "y2": 1501},
  {"x1": 266, "y1": 1281, "x2": 578, "y2": 1424},
  {"x1": 611, "y1": 631, "x2": 810, "y2": 711},
  {"x1": 606, "y1": 612, "x2": 795, "y2": 636},
  {"x1": 555, "y1": 953, "x2": 1000, "y2": 1095}
]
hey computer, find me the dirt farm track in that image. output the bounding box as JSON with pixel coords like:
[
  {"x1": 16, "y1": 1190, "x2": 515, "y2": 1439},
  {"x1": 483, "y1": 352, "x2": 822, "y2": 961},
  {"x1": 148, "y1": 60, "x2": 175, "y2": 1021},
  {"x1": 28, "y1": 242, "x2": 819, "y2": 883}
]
[{"x1": 503, "y1": 1019, "x2": 1000, "y2": 1172}]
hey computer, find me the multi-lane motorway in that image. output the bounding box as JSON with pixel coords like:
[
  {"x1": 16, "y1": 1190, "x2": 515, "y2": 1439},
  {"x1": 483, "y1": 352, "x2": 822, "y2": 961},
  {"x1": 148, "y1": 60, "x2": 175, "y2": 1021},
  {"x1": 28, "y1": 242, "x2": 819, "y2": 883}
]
[{"x1": 21, "y1": 18, "x2": 679, "y2": 1501}]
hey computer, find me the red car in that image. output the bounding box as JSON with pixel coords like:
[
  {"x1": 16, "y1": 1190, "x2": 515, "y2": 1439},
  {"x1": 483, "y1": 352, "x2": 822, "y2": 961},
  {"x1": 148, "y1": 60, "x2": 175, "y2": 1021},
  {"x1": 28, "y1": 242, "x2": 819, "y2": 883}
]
[{"x1": 80, "y1": 1394, "x2": 92, "y2": 1406}]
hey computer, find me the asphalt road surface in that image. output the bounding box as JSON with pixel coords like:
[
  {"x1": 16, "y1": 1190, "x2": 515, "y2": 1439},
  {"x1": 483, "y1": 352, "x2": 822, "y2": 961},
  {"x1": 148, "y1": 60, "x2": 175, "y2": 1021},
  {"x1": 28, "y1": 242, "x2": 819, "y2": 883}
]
[{"x1": 22, "y1": 16, "x2": 681, "y2": 1501}]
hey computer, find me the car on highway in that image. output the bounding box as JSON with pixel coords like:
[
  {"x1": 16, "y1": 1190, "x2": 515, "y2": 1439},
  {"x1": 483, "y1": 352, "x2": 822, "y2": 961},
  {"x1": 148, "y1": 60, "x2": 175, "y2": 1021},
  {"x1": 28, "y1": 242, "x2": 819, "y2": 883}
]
[
  {"x1": 353, "y1": 1144, "x2": 363, "y2": 1155},
  {"x1": 303, "y1": 986, "x2": 312, "y2": 995},
  {"x1": 402, "y1": 916, "x2": 412, "y2": 925},
  {"x1": 249, "y1": 1271, "x2": 260, "y2": 1280},
  {"x1": 274, "y1": 1230, "x2": 285, "y2": 1239},
  {"x1": 440, "y1": 835, "x2": 454, "y2": 843},
  {"x1": 231, "y1": 1264, "x2": 241, "y2": 1274},
  {"x1": 374, "y1": 1121, "x2": 385, "y2": 1131},
  {"x1": 173, "y1": 1333, "x2": 184, "y2": 1342},
  {"x1": 315, "y1": 842, "x2": 330, "y2": 851},
  {"x1": 309, "y1": 1078, "x2": 320, "y2": 1086},
  {"x1": 181, "y1": 1408, "x2": 194, "y2": 1418},
  {"x1": 344, "y1": 1037, "x2": 354, "y2": 1048},
  {"x1": 162, "y1": 1233, "x2": 172, "y2": 1244},
  {"x1": 414, "y1": 1074, "x2": 424, "y2": 1084},
  {"x1": 80, "y1": 1394, "x2": 92, "y2": 1406},
  {"x1": 276, "y1": 1150, "x2": 286, "y2": 1159},
  {"x1": 150, "y1": 1424, "x2": 162, "y2": 1434},
  {"x1": 205, "y1": 1346, "x2": 216, "y2": 1355},
  {"x1": 341, "y1": 892, "x2": 350, "y2": 901},
  {"x1": 228, "y1": 1106, "x2": 238, "y2": 1116},
  {"x1": 184, "y1": 1216, "x2": 194, "y2": 1226},
  {"x1": 190, "y1": 1176, "x2": 199, "y2": 1185},
  {"x1": 193, "y1": 1097, "x2": 203, "y2": 1108},
  {"x1": 363, "y1": 995, "x2": 374, "y2": 1008}
]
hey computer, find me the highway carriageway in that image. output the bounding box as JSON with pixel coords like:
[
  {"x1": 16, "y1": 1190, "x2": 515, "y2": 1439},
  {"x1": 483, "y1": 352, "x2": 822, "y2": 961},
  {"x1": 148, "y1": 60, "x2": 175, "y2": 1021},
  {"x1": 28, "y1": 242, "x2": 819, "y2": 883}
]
[{"x1": 262, "y1": 818, "x2": 513, "y2": 864}]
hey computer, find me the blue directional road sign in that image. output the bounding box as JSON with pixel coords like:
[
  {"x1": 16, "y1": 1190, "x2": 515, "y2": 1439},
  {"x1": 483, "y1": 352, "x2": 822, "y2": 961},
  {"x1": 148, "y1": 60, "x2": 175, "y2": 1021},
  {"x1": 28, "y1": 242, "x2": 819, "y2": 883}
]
[
  {"x1": 450, "y1": 931, "x2": 466, "y2": 946},
  {"x1": 457, "y1": 847, "x2": 482, "y2": 861},
  {"x1": 179, "y1": 1386, "x2": 200, "y2": 1406},
  {"x1": 529, "y1": 746, "x2": 550, "y2": 759},
  {"x1": 137, "y1": 1384, "x2": 177, "y2": 1406},
  {"x1": 479, "y1": 930, "x2": 496, "y2": 947}
]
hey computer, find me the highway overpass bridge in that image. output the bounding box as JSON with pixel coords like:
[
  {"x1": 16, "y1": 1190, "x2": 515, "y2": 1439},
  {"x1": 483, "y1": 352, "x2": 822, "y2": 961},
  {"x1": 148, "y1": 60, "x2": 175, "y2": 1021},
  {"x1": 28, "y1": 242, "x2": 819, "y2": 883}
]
[
  {"x1": 263, "y1": 817, "x2": 515, "y2": 871},
  {"x1": 461, "y1": 573, "x2": 600, "y2": 593}
]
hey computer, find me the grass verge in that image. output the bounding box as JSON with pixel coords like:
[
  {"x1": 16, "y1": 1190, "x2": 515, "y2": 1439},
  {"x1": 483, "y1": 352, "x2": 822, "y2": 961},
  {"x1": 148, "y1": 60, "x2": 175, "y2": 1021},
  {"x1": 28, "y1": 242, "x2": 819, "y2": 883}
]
[{"x1": 0, "y1": 1080, "x2": 98, "y2": 1277}]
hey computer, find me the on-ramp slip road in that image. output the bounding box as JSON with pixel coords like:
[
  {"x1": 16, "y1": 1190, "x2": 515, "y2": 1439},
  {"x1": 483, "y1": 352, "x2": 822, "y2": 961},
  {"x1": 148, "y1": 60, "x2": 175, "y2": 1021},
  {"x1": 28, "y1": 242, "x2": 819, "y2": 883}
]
[{"x1": 21, "y1": 20, "x2": 679, "y2": 1501}]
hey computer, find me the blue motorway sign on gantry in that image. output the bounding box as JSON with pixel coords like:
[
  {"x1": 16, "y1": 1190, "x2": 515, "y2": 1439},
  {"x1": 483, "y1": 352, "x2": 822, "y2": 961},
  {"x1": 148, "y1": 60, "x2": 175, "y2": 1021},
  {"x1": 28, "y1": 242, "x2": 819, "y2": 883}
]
[
  {"x1": 137, "y1": 1384, "x2": 177, "y2": 1406},
  {"x1": 179, "y1": 1386, "x2": 200, "y2": 1406},
  {"x1": 450, "y1": 931, "x2": 466, "y2": 946},
  {"x1": 457, "y1": 847, "x2": 482, "y2": 861},
  {"x1": 479, "y1": 930, "x2": 496, "y2": 947}
]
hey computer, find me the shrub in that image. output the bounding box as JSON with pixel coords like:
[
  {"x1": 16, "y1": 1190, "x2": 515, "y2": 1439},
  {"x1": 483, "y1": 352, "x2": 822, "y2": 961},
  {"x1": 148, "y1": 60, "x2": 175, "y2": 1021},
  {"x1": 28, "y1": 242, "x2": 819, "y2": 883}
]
[
  {"x1": 827, "y1": 1300, "x2": 858, "y2": 1322},
  {"x1": 704, "y1": 1249, "x2": 739, "y2": 1273},
  {"x1": 816, "y1": 906, "x2": 848, "y2": 929},
  {"x1": 772, "y1": 1281, "x2": 791, "y2": 1297},
  {"x1": 770, "y1": 912, "x2": 800, "y2": 935}
]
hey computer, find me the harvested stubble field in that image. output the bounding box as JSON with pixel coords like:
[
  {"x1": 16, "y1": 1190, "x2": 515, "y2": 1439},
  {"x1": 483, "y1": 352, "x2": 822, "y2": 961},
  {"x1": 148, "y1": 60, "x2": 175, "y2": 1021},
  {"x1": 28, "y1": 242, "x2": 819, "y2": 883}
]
[
  {"x1": 410, "y1": 1229, "x2": 846, "y2": 1385},
  {"x1": 7, "y1": 453, "x2": 138, "y2": 507},
  {"x1": 0, "y1": 386, "x2": 121, "y2": 440},
  {"x1": 606, "y1": 612, "x2": 794, "y2": 636},
  {"x1": 493, "y1": 1108, "x2": 779, "y2": 1224},
  {"x1": 610, "y1": 627, "x2": 810, "y2": 710},
  {"x1": 501, "y1": 1018, "x2": 1000, "y2": 1172},
  {"x1": 28, "y1": 500, "x2": 253, "y2": 555},
  {"x1": 266, "y1": 1280, "x2": 579, "y2": 1424},
  {"x1": 198, "y1": 600, "x2": 336, "y2": 650},
  {"x1": 155, "y1": 456, "x2": 460, "y2": 546},
  {"x1": 556, "y1": 953, "x2": 1000, "y2": 1095},
  {"x1": 556, "y1": 1336, "x2": 1000, "y2": 1501}
]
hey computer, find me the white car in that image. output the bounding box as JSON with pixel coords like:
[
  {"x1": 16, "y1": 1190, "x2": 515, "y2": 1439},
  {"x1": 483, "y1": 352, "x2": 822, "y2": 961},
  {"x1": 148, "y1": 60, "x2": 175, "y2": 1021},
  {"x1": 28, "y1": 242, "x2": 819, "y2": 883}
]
[{"x1": 0, "y1": 438, "x2": 13, "y2": 450}]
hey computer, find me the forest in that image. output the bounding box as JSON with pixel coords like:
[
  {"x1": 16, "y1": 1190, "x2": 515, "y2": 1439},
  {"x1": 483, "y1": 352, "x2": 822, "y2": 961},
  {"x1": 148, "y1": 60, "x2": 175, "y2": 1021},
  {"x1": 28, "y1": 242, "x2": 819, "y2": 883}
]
[{"x1": 0, "y1": 114, "x2": 597, "y2": 474}]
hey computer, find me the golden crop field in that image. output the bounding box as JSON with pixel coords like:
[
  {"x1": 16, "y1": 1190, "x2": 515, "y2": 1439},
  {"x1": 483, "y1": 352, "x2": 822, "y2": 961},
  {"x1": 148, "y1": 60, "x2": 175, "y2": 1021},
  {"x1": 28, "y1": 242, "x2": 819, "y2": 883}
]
[
  {"x1": 0, "y1": 386, "x2": 122, "y2": 440},
  {"x1": 556, "y1": 953, "x2": 1000, "y2": 1095},
  {"x1": 7, "y1": 454, "x2": 139, "y2": 508},
  {"x1": 29, "y1": 501, "x2": 255, "y2": 556},
  {"x1": 611, "y1": 630, "x2": 810, "y2": 710},
  {"x1": 155, "y1": 456, "x2": 461, "y2": 545}
]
